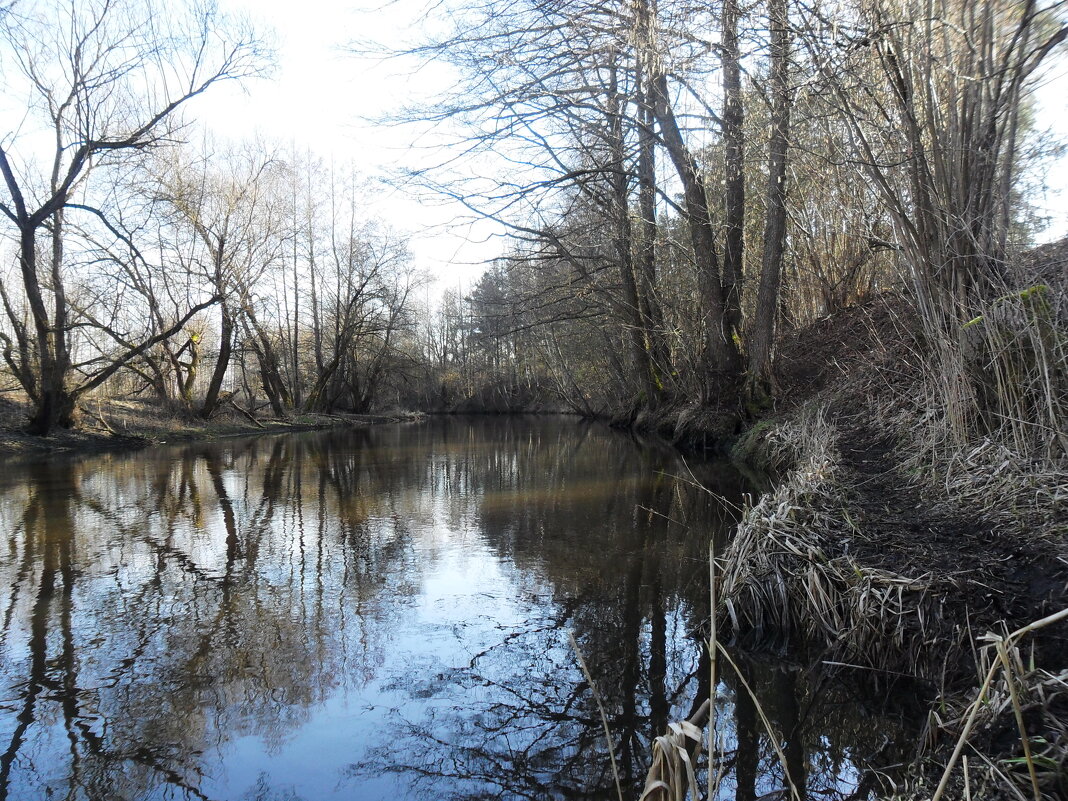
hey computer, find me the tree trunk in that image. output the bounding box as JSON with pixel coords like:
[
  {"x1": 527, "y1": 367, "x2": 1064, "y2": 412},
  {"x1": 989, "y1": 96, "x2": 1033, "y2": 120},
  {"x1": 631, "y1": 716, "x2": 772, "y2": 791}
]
[
  {"x1": 635, "y1": 66, "x2": 669, "y2": 392},
  {"x1": 649, "y1": 72, "x2": 740, "y2": 390},
  {"x1": 200, "y1": 306, "x2": 234, "y2": 419},
  {"x1": 246, "y1": 307, "x2": 293, "y2": 411},
  {"x1": 177, "y1": 335, "x2": 200, "y2": 406},
  {"x1": 243, "y1": 317, "x2": 288, "y2": 418},
  {"x1": 746, "y1": 0, "x2": 792, "y2": 400},
  {"x1": 0, "y1": 275, "x2": 39, "y2": 403},
  {"x1": 721, "y1": 0, "x2": 745, "y2": 343},
  {"x1": 607, "y1": 58, "x2": 659, "y2": 408},
  {"x1": 24, "y1": 220, "x2": 76, "y2": 435},
  {"x1": 139, "y1": 351, "x2": 175, "y2": 404},
  {"x1": 28, "y1": 387, "x2": 78, "y2": 434}
]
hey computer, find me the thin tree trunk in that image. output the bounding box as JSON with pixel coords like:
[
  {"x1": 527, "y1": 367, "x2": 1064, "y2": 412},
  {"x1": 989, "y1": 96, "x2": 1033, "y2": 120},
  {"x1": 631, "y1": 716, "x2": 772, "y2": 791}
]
[
  {"x1": 291, "y1": 169, "x2": 303, "y2": 406},
  {"x1": 747, "y1": 0, "x2": 792, "y2": 398},
  {"x1": 635, "y1": 67, "x2": 669, "y2": 391},
  {"x1": 244, "y1": 311, "x2": 291, "y2": 416},
  {"x1": 176, "y1": 335, "x2": 201, "y2": 406},
  {"x1": 649, "y1": 71, "x2": 740, "y2": 389},
  {"x1": 0, "y1": 281, "x2": 38, "y2": 402},
  {"x1": 722, "y1": 0, "x2": 745, "y2": 343},
  {"x1": 607, "y1": 57, "x2": 658, "y2": 408}
]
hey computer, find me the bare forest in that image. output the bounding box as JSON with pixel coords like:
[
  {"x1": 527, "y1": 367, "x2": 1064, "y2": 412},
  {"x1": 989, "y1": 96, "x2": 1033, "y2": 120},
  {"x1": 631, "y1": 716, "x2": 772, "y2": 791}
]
[{"x1": 1, "y1": 0, "x2": 1067, "y2": 799}]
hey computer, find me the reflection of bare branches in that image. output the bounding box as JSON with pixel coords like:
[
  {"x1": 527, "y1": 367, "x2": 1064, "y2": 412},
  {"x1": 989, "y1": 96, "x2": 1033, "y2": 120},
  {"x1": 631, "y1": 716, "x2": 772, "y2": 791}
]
[
  {"x1": 467, "y1": 600, "x2": 579, "y2": 668},
  {"x1": 352, "y1": 604, "x2": 706, "y2": 800},
  {"x1": 240, "y1": 772, "x2": 306, "y2": 801},
  {"x1": 0, "y1": 434, "x2": 417, "y2": 801},
  {"x1": 3, "y1": 418, "x2": 897, "y2": 801}
]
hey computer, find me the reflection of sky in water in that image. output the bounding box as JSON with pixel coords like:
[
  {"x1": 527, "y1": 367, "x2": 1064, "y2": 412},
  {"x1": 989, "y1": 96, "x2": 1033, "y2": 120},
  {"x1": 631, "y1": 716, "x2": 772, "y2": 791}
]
[
  {"x1": 0, "y1": 418, "x2": 911, "y2": 801},
  {"x1": 216, "y1": 529, "x2": 530, "y2": 800}
]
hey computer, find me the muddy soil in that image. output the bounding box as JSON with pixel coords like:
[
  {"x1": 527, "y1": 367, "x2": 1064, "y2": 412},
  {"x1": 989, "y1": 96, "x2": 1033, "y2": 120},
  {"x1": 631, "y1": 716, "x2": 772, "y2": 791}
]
[
  {"x1": 832, "y1": 415, "x2": 1068, "y2": 672},
  {"x1": 763, "y1": 288, "x2": 1067, "y2": 666}
]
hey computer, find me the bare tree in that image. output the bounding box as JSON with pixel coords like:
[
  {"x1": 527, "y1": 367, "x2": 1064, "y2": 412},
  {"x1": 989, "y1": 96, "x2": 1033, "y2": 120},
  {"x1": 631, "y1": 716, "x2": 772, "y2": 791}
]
[
  {"x1": 803, "y1": 0, "x2": 1067, "y2": 325},
  {"x1": 0, "y1": 0, "x2": 267, "y2": 434},
  {"x1": 721, "y1": 0, "x2": 746, "y2": 346},
  {"x1": 152, "y1": 143, "x2": 289, "y2": 418},
  {"x1": 746, "y1": 0, "x2": 795, "y2": 396}
]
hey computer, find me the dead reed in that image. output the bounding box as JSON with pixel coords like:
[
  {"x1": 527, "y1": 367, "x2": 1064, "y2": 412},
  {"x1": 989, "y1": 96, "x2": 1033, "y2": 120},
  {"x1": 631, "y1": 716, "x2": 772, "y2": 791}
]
[
  {"x1": 900, "y1": 609, "x2": 1068, "y2": 801},
  {"x1": 639, "y1": 699, "x2": 709, "y2": 801},
  {"x1": 717, "y1": 407, "x2": 948, "y2": 674},
  {"x1": 887, "y1": 279, "x2": 1067, "y2": 542}
]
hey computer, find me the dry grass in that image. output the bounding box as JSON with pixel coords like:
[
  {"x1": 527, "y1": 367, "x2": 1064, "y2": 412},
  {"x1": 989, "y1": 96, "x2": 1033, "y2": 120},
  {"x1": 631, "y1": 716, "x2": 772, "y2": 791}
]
[
  {"x1": 639, "y1": 699, "x2": 709, "y2": 801},
  {"x1": 716, "y1": 407, "x2": 947, "y2": 674},
  {"x1": 0, "y1": 394, "x2": 424, "y2": 457},
  {"x1": 896, "y1": 609, "x2": 1068, "y2": 801},
  {"x1": 642, "y1": 249, "x2": 1068, "y2": 800},
  {"x1": 885, "y1": 280, "x2": 1068, "y2": 544},
  {"x1": 661, "y1": 399, "x2": 1066, "y2": 799}
]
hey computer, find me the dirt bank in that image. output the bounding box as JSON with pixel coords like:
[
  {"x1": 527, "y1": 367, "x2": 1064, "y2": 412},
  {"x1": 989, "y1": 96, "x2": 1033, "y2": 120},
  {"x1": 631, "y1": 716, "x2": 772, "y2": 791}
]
[{"x1": 718, "y1": 286, "x2": 1067, "y2": 798}]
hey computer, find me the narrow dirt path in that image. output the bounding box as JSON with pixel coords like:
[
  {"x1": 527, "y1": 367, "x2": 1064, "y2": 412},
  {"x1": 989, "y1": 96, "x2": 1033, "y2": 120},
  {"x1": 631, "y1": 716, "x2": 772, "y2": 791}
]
[{"x1": 834, "y1": 416, "x2": 1068, "y2": 667}]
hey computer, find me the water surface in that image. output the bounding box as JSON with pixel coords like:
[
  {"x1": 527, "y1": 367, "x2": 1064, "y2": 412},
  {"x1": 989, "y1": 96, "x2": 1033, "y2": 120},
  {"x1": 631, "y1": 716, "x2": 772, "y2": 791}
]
[{"x1": 0, "y1": 417, "x2": 905, "y2": 800}]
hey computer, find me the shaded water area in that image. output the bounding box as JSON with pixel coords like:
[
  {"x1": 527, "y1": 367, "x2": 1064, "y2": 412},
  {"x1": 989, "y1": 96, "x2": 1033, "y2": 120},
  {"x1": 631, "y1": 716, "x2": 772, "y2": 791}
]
[{"x1": 0, "y1": 417, "x2": 911, "y2": 800}]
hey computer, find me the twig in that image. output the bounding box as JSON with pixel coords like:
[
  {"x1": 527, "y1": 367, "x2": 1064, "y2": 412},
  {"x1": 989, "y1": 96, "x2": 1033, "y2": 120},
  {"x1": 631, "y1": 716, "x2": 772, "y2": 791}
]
[{"x1": 569, "y1": 630, "x2": 623, "y2": 801}]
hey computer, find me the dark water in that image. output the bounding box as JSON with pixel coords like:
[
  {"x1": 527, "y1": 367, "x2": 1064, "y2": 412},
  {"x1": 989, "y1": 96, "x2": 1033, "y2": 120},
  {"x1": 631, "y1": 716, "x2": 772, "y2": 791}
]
[{"x1": 0, "y1": 417, "x2": 905, "y2": 801}]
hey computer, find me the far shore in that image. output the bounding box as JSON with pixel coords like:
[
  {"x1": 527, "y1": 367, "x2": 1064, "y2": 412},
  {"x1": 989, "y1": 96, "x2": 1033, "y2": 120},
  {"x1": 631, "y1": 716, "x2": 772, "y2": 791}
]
[{"x1": 0, "y1": 396, "x2": 423, "y2": 459}]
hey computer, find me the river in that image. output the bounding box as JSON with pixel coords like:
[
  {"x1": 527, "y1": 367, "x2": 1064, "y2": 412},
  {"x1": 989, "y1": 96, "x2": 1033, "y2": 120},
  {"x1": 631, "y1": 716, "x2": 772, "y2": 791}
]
[{"x1": 0, "y1": 417, "x2": 906, "y2": 800}]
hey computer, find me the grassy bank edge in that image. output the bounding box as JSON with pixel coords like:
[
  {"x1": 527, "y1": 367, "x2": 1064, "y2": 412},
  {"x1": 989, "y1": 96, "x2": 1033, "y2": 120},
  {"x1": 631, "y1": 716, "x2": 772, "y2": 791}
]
[{"x1": 688, "y1": 396, "x2": 1068, "y2": 801}]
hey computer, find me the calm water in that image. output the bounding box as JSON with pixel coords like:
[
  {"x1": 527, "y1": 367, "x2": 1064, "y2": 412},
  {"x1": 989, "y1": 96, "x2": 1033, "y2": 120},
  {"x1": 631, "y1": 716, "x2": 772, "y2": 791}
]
[{"x1": 0, "y1": 418, "x2": 905, "y2": 800}]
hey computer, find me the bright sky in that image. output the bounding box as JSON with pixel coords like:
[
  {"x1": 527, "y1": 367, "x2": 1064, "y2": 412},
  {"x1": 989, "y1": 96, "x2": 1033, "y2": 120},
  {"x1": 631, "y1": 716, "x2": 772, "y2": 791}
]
[
  {"x1": 192, "y1": 0, "x2": 506, "y2": 295},
  {"x1": 3, "y1": 0, "x2": 1066, "y2": 295},
  {"x1": 1032, "y1": 68, "x2": 1068, "y2": 242},
  {"x1": 196, "y1": 0, "x2": 1068, "y2": 266}
]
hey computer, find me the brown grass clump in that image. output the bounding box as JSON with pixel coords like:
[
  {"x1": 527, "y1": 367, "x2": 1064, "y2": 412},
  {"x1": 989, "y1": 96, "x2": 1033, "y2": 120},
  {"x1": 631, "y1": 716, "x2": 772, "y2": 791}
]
[
  {"x1": 717, "y1": 407, "x2": 951, "y2": 675},
  {"x1": 882, "y1": 275, "x2": 1068, "y2": 547},
  {"x1": 639, "y1": 699, "x2": 709, "y2": 801}
]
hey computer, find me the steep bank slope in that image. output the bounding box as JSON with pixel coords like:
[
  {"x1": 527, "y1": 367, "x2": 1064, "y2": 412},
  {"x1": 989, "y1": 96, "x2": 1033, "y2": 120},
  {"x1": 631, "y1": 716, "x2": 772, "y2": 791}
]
[{"x1": 719, "y1": 273, "x2": 1067, "y2": 797}]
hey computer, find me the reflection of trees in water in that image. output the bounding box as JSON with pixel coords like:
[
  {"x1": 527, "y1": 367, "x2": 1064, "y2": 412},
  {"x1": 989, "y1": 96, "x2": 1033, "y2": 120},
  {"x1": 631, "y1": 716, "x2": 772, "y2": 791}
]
[
  {"x1": 350, "y1": 419, "x2": 727, "y2": 799},
  {"x1": 359, "y1": 634, "x2": 916, "y2": 800},
  {"x1": 0, "y1": 419, "x2": 915, "y2": 801},
  {"x1": 0, "y1": 433, "x2": 416, "y2": 800},
  {"x1": 348, "y1": 419, "x2": 916, "y2": 801},
  {"x1": 712, "y1": 652, "x2": 919, "y2": 801}
]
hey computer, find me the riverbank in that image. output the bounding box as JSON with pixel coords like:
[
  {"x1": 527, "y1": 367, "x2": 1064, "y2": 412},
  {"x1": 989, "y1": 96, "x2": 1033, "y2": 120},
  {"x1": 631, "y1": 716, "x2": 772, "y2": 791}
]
[
  {"x1": 708, "y1": 288, "x2": 1067, "y2": 798},
  {"x1": 0, "y1": 396, "x2": 423, "y2": 458}
]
